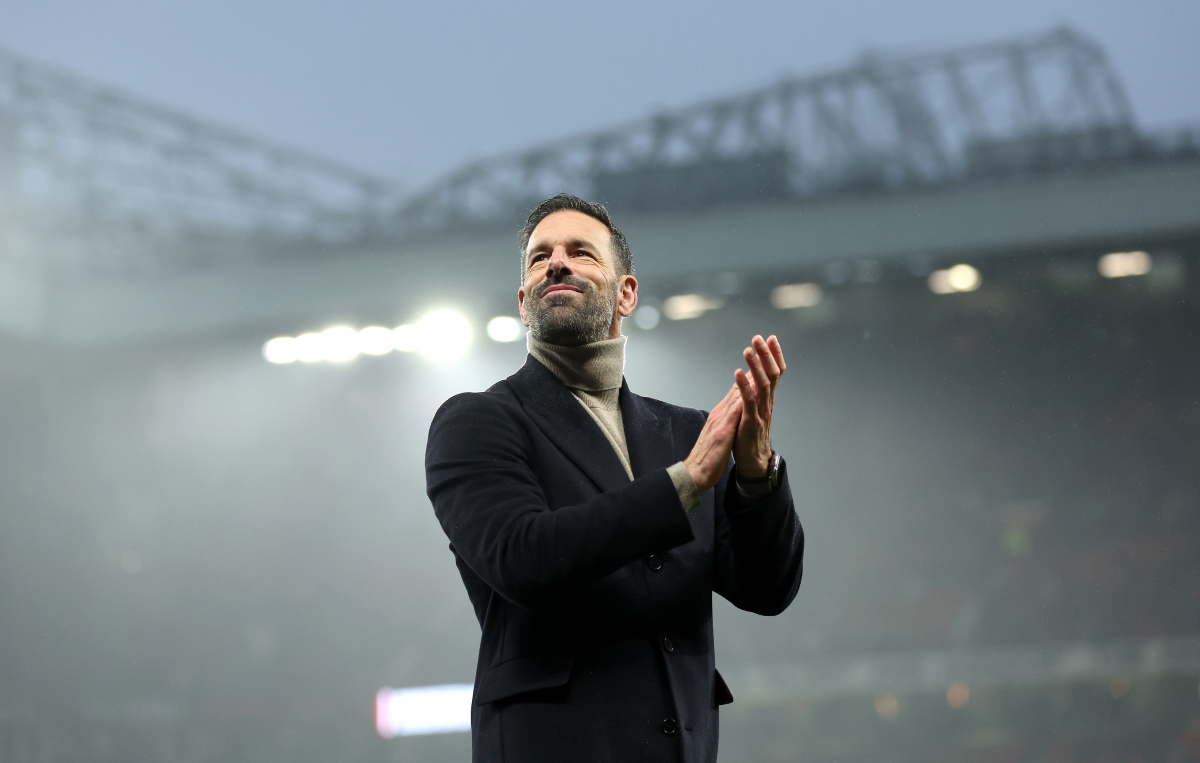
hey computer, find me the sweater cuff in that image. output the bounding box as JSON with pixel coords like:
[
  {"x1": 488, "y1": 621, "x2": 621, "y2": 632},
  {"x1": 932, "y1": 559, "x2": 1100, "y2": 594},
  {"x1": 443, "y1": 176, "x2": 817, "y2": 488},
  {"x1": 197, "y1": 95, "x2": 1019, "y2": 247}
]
[
  {"x1": 666, "y1": 461, "x2": 702, "y2": 513},
  {"x1": 734, "y1": 473, "x2": 774, "y2": 498}
]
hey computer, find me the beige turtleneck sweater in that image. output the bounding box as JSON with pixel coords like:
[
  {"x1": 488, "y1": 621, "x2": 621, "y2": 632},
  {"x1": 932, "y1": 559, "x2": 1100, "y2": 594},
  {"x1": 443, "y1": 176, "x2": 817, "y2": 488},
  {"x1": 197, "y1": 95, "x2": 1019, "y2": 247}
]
[{"x1": 528, "y1": 334, "x2": 701, "y2": 513}]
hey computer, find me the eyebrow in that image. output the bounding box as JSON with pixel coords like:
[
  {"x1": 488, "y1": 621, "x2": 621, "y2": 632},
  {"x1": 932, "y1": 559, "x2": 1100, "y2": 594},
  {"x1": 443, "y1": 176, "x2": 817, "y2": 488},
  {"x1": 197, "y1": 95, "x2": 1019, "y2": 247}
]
[{"x1": 526, "y1": 238, "x2": 603, "y2": 265}]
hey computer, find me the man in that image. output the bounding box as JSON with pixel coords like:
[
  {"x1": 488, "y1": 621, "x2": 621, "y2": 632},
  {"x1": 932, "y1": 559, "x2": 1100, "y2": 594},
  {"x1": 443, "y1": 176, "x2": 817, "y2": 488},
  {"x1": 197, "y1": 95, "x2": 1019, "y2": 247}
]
[{"x1": 425, "y1": 194, "x2": 804, "y2": 763}]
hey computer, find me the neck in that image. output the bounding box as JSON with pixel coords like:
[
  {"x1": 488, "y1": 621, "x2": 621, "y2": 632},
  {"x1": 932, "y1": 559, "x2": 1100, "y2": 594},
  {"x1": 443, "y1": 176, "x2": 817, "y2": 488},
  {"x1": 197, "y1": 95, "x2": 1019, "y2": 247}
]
[{"x1": 527, "y1": 334, "x2": 626, "y2": 392}]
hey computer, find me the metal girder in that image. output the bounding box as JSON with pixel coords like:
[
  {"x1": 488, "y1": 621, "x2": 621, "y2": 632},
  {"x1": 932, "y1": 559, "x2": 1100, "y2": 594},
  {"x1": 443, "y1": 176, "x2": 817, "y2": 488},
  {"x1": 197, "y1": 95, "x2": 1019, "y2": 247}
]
[
  {"x1": 0, "y1": 47, "x2": 400, "y2": 275},
  {"x1": 2, "y1": 26, "x2": 1193, "y2": 278},
  {"x1": 393, "y1": 26, "x2": 1143, "y2": 234}
]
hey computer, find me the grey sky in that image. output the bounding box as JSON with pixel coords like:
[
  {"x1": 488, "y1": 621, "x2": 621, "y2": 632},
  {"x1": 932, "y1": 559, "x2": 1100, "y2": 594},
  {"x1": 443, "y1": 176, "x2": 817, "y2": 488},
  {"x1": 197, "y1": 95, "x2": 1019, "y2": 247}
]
[{"x1": 3, "y1": 0, "x2": 1197, "y2": 190}]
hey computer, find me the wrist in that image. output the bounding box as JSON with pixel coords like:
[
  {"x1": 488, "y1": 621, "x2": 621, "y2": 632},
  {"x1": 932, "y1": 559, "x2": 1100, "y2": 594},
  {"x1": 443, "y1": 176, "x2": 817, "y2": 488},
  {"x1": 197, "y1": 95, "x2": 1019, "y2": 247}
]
[
  {"x1": 736, "y1": 451, "x2": 780, "y2": 488},
  {"x1": 683, "y1": 458, "x2": 711, "y2": 492},
  {"x1": 735, "y1": 453, "x2": 771, "y2": 479}
]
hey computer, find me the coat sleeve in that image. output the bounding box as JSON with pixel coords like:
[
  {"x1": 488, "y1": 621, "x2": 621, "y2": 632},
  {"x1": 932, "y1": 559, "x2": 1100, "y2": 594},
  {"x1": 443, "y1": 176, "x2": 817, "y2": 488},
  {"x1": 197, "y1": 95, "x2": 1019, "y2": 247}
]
[
  {"x1": 425, "y1": 392, "x2": 696, "y2": 611},
  {"x1": 711, "y1": 461, "x2": 805, "y2": 616}
]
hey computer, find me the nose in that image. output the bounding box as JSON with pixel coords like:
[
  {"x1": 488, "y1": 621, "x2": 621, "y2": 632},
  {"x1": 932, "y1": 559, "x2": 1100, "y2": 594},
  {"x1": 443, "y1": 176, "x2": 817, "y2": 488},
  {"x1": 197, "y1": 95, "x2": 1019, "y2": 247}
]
[{"x1": 545, "y1": 246, "x2": 572, "y2": 277}]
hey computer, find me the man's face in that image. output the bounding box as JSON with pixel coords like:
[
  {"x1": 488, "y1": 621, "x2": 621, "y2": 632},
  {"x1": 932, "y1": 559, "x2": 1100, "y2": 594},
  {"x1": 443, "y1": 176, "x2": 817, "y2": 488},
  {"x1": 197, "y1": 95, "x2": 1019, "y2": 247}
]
[{"x1": 518, "y1": 210, "x2": 637, "y2": 346}]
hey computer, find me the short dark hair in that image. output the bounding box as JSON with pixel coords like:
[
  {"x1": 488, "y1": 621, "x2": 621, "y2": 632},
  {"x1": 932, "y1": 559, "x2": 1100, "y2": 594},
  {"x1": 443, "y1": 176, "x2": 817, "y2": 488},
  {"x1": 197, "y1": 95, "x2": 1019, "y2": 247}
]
[{"x1": 517, "y1": 194, "x2": 634, "y2": 279}]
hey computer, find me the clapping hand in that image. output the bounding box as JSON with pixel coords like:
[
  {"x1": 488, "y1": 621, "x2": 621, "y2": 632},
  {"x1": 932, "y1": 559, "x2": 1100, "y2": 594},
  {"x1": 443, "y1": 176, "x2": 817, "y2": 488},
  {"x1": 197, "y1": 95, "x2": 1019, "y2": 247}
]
[
  {"x1": 732, "y1": 335, "x2": 786, "y2": 478},
  {"x1": 684, "y1": 335, "x2": 786, "y2": 491}
]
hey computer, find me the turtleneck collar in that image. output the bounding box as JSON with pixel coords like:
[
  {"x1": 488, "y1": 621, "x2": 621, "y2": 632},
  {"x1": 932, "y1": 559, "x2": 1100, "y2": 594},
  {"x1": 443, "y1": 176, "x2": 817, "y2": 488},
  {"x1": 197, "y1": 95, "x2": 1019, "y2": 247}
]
[{"x1": 527, "y1": 334, "x2": 626, "y2": 392}]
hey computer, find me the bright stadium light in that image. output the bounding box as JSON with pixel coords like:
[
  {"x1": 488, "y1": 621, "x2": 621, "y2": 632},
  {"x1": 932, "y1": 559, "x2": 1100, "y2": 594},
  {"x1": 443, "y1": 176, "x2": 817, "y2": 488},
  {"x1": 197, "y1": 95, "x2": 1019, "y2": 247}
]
[
  {"x1": 771, "y1": 282, "x2": 823, "y2": 309},
  {"x1": 357, "y1": 326, "x2": 396, "y2": 356},
  {"x1": 375, "y1": 685, "x2": 473, "y2": 738},
  {"x1": 265, "y1": 312, "x2": 473, "y2": 365},
  {"x1": 393, "y1": 324, "x2": 421, "y2": 352},
  {"x1": 294, "y1": 332, "x2": 328, "y2": 362},
  {"x1": 322, "y1": 326, "x2": 360, "y2": 362},
  {"x1": 663, "y1": 294, "x2": 724, "y2": 320},
  {"x1": 416, "y1": 310, "x2": 472, "y2": 362},
  {"x1": 263, "y1": 336, "x2": 298, "y2": 364},
  {"x1": 486, "y1": 316, "x2": 523, "y2": 342},
  {"x1": 1098, "y1": 250, "x2": 1152, "y2": 278},
  {"x1": 928, "y1": 264, "x2": 981, "y2": 294}
]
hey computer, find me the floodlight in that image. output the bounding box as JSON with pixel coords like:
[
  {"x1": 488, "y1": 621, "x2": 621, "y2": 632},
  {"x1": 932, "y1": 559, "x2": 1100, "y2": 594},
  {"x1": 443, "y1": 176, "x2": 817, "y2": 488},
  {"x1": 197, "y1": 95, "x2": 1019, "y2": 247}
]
[
  {"x1": 294, "y1": 332, "x2": 328, "y2": 362},
  {"x1": 663, "y1": 294, "x2": 724, "y2": 321},
  {"x1": 393, "y1": 325, "x2": 421, "y2": 352},
  {"x1": 1098, "y1": 251, "x2": 1152, "y2": 278},
  {"x1": 417, "y1": 310, "x2": 471, "y2": 362},
  {"x1": 486, "y1": 316, "x2": 523, "y2": 342},
  {"x1": 322, "y1": 326, "x2": 360, "y2": 362},
  {"x1": 928, "y1": 264, "x2": 981, "y2": 294},
  {"x1": 263, "y1": 337, "x2": 298, "y2": 364},
  {"x1": 375, "y1": 685, "x2": 473, "y2": 738},
  {"x1": 357, "y1": 326, "x2": 395, "y2": 356},
  {"x1": 771, "y1": 283, "x2": 823, "y2": 309}
]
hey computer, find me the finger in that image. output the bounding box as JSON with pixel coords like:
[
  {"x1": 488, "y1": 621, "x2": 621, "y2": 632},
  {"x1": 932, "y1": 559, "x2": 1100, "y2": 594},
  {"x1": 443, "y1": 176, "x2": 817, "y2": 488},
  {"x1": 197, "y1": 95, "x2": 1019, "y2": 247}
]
[
  {"x1": 704, "y1": 385, "x2": 742, "y2": 444},
  {"x1": 724, "y1": 381, "x2": 741, "y2": 403},
  {"x1": 727, "y1": 376, "x2": 747, "y2": 408},
  {"x1": 725, "y1": 390, "x2": 744, "y2": 425},
  {"x1": 744, "y1": 344, "x2": 772, "y2": 401},
  {"x1": 734, "y1": 373, "x2": 764, "y2": 448},
  {"x1": 715, "y1": 385, "x2": 743, "y2": 442},
  {"x1": 713, "y1": 384, "x2": 740, "y2": 421},
  {"x1": 734, "y1": 368, "x2": 758, "y2": 418},
  {"x1": 753, "y1": 335, "x2": 782, "y2": 383},
  {"x1": 734, "y1": 367, "x2": 756, "y2": 394},
  {"x1": 746, "y1": 342, "x2": 775, "y2": 419},
  {"x1": 767, "y1": 335, "x2": 787, "y2": 375}
]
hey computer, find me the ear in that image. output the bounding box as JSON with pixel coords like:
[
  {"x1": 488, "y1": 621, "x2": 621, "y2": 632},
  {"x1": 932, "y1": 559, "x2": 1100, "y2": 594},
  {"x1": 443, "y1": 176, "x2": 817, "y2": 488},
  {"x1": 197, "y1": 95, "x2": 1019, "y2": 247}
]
[
  {"x1": 518, "y1": 287, "x2": 529, "y2": 326},
  {"x1": 616, "y1": 274, "x2": 638, "y2": 318}
]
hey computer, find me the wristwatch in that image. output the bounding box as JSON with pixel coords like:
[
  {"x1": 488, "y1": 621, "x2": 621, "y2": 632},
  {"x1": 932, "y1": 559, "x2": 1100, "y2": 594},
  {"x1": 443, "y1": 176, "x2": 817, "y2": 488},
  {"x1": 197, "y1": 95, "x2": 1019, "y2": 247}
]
[{"x1": 737, "y1": 451, "x2": 782, "y2": 494}]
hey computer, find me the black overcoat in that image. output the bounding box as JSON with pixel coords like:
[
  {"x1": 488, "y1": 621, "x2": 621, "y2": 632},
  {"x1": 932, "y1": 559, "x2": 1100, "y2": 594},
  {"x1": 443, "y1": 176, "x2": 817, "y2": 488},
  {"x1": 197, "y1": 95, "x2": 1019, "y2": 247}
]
[{"x1": 424, "y1": 355, "x2": 804, "y2": 763}]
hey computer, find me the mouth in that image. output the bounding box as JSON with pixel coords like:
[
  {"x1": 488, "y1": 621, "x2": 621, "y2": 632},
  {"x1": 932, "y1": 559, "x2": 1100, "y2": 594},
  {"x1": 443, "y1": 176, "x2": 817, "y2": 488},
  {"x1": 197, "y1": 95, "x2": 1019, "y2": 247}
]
[{"x1": 540, "y1": 285, "x2": 582, "y2": 298}]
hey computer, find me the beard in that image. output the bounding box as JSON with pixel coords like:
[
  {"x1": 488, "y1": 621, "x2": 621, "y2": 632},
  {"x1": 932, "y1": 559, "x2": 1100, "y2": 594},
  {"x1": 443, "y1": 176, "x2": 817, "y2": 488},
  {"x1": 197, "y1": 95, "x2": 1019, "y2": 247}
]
[{"x1": 525, "y1": 274, "x2": 619, "y2": 346}]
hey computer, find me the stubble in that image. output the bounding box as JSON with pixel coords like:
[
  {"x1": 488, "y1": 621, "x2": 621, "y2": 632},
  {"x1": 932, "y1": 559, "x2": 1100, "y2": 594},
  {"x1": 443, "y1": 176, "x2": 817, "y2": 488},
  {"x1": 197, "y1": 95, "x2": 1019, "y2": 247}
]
[{"x1": 526, "y1": 275, "x2": 619, "y2": 346}]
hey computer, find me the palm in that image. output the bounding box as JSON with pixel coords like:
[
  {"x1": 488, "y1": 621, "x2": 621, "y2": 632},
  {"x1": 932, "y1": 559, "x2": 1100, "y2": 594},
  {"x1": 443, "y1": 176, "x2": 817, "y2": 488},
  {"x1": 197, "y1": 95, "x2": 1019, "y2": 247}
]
[
  {"x1": 732, "y1": 335, "x2": 785, "y2": 478},
  {"x1": 683, "y1": 335, "x2": 786, "y2": 490}
]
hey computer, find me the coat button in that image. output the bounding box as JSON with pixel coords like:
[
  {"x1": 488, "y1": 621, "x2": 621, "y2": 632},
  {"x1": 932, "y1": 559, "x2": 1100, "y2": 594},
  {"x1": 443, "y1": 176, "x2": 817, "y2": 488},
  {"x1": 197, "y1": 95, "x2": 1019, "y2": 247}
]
[
  {"x1": 661, "y1": 718, "x2": 678, "y2": 735},
  {"x1": 662, "y1": 637, "x2": 675, "y2": 653},
  {"x1": 647, "y1": 554, "x2": 663, "y2": 571}
]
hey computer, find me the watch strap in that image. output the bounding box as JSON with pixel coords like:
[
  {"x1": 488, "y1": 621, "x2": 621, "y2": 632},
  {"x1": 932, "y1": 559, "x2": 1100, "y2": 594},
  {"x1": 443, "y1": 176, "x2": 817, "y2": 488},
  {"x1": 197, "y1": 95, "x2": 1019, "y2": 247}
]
[{"x1": 735, "y1": 452, "x2": 780, "y2": 496}]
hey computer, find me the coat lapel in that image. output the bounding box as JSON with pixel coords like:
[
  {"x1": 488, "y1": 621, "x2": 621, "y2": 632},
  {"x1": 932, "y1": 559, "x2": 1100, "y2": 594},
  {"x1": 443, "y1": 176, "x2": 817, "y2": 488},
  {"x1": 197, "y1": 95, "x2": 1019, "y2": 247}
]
[
  {"x1": 507, "y1": 356, "x2": 631, "y2": 494},
  {"x1": 619, "y1": 381, "x2": 676, "y2": 478}
]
